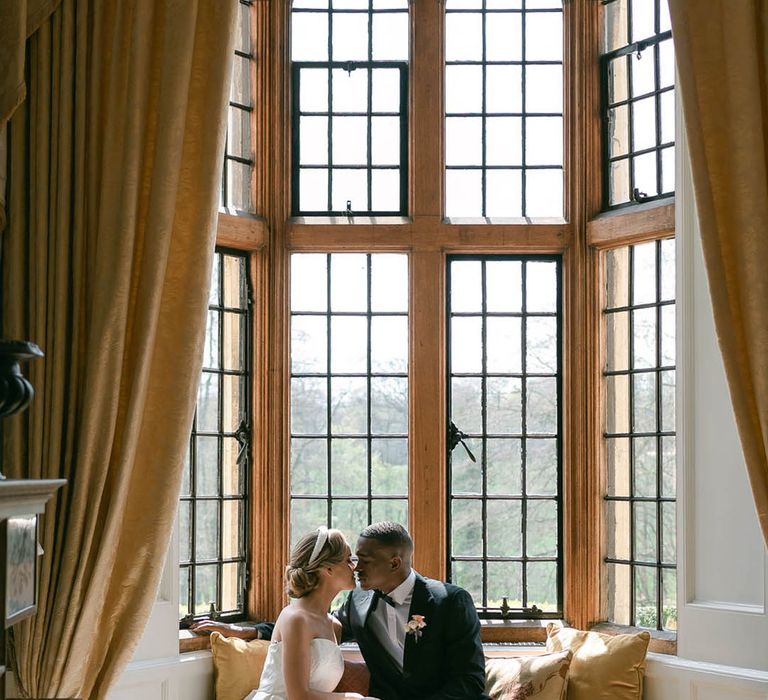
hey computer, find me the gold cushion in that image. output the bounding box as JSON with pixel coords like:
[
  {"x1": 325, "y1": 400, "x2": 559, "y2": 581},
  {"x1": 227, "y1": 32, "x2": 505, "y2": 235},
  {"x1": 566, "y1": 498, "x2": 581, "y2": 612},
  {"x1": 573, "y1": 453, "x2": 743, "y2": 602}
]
[
  {"x1": 485, "y1": 650, "x2": 572, "y2": 700},
  {"x1": 545, "y1": 623, "x2": 650, "y2": 700},
  {"x1": 209, "y1": 632, "x2": 270, "y2": 700}
]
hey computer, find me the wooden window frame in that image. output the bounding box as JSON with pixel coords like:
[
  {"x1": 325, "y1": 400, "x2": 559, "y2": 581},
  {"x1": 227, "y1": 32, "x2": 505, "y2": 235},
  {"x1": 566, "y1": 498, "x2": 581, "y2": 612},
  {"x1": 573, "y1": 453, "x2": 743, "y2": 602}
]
[{"x1": 236, "y1": 0, "x2": 676, "y2": 645}]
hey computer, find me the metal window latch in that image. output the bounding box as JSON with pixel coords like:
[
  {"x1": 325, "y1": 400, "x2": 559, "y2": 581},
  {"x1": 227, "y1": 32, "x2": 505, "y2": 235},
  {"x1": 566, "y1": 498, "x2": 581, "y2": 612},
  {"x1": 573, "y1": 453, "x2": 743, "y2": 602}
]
[
  {"x1": 635, "y1": 39, "x2": 649, "y2": 60},
  {"x1": 180, "y1": 602, "x2": 221, "y2": 630},
  {"x1": 346, "y1": 199, "x2": 354, "y2": 223},
  {"x1": 499, "y1": 598, "x2": 543, "y2": 620},
  {"x1": 448, "y1": 421, "x2": 477, "y2": 463},
  {"x1": 342, "y1": 61, "x2": 356, "y2": 75},
  {"x1": 234, "y1": 418, "x2": 249, "y2": 465},
  {"x1": 632, "y1": 187, "x2": 650, "y2": 203}
]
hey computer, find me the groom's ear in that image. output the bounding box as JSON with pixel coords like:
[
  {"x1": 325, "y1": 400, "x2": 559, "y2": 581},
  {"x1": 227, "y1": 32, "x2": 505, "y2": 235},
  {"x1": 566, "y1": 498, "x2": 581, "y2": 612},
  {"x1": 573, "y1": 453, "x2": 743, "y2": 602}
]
[{"x1": 390, "y1": 554, "x2": 402, "y2": 572}]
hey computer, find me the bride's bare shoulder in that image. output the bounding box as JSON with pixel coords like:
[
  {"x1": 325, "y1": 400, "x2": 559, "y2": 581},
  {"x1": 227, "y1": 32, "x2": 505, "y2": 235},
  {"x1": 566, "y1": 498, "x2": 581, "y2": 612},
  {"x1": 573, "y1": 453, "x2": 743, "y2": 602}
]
[
  {"x1": 330, "y1": 614, "x2": 343, "y2": 642},
  {"x1": 272, "y1": 604, "x2": 312, "y2": 641}
]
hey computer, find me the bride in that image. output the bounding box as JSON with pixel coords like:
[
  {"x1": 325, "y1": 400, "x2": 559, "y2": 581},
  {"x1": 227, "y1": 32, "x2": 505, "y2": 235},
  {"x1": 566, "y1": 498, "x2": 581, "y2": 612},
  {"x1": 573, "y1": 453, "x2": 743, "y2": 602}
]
[{"x1": 245, "y1": 526, "x2": 379, "y2": 700}]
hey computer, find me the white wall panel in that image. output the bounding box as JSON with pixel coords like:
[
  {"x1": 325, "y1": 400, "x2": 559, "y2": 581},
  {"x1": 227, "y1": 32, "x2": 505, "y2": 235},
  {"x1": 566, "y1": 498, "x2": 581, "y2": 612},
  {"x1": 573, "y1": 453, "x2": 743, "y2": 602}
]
[
  {"x1": 676, "y1": 90, "x2": 768, "y2": 670},
  {"x1": 108, "y1": 652, "x2": 212, "y2": 700},
  {"x1": 645, "y1": 654, "x2": 768, "y2": 700}
]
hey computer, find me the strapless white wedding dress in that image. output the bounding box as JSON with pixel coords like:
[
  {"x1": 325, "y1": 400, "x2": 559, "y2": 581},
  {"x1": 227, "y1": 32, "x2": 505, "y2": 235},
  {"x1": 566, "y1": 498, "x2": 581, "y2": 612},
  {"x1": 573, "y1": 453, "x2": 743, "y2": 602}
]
[{"x1": 243, "y1": 638, "x2": 345, "y2": 700}]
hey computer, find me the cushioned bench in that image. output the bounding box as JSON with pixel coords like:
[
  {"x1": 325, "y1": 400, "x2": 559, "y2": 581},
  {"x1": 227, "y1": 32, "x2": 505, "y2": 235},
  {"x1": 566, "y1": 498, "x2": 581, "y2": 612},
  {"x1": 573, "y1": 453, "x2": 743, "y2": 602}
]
[{"x1": 210, "y1": 623, "x2": 651, "y2": 700}]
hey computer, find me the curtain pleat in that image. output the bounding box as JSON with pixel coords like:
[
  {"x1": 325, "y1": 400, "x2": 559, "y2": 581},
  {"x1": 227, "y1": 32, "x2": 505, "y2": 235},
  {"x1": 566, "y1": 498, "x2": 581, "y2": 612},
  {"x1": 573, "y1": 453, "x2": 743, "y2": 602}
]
[
  {"x1": 0, "y1": 0, "x2": 65, "y2": 231},
  {"x1": 3, "y1": 0, "x2": 237, "y2": 697},
  {"x1": 669, "y1": 0, "x2": 768, "y2": 546}
]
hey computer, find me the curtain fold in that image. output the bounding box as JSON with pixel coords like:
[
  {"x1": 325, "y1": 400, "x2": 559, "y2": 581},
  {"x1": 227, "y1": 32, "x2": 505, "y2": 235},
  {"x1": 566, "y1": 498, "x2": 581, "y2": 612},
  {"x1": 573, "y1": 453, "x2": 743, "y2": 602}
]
[
  {"x1": 669, "y1": 0, "x2": 768, "y2": 546},
  {"x1": 3, "y1": 0, "x2": 237, "y2": 697},
  {"x1": 0, "y1": 0, "x2": 63, "y2": 127},
  {"x1": 0, "y1": 0, "x2": 64, "y2": 231}
]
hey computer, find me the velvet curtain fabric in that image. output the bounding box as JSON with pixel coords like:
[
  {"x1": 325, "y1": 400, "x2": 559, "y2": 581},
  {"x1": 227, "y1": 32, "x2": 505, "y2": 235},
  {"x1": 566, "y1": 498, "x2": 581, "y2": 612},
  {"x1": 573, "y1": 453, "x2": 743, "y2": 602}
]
[
  {"x1": 2, "y1": 0, "x2": 236, "y2": 697},
  {"x1": 669, "y1": 0, "x2": 768, "y2": 546}
]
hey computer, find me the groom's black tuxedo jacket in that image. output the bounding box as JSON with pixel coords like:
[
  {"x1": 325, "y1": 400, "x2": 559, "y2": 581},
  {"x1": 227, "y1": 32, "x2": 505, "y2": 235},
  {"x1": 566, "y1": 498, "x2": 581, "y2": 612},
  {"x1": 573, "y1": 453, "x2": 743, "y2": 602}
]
[{"x1": 334, "y1": 573, "x2": 489, "y2": 700}]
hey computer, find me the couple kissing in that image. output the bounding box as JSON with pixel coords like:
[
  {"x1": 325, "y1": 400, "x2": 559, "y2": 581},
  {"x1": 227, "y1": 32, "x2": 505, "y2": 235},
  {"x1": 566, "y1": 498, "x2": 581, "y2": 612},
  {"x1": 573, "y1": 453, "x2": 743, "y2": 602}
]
[{"x1": 194, "y1": 521, "x2": 488, "y2": 700}]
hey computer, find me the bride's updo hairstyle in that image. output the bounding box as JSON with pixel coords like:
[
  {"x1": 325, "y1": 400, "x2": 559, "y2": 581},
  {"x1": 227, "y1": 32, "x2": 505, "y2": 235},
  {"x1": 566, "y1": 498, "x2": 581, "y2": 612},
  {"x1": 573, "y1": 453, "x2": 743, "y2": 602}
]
[{"x1": 285, "y1": 526, "x2": 348, "y2": 598}]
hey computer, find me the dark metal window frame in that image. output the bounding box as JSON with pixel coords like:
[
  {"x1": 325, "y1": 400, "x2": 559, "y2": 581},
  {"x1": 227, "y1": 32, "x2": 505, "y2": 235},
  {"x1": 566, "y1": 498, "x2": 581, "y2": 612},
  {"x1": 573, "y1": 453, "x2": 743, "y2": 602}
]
[
  {"x1": 600, "y1": 0, "x2": 674, "y2": 210},
  {"x1": 222, "y1": 0, "x2": 256, "y2": 210},
  {"x1": 290, "y1": 3, "x2": 409, "y2": 216},
  {"x1": 444, "y1": 4, "x2": 565, "y2": 218},
  {"x1": 603, "y1": 240, "x2": 676, "y2": 631},
  {"x1": 289, "y1": 253, "x2": 409, "y2": 536},
  {"x1": 180, "y1": 248, "x2": 252, "y2": 625},
  {"x1": 291, "y1": 61, "x2": 409, "y2": 217},
  {"x1": 446, "y1": 254, "x2": 564, "y2": 620}
]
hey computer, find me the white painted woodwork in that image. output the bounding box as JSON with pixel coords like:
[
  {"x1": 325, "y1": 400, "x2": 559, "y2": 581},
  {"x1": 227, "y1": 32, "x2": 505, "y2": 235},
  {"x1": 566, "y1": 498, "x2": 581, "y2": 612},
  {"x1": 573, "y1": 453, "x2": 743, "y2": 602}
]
[{"x1": 675, "y1": 94, "x2": 768, "y2": 672}]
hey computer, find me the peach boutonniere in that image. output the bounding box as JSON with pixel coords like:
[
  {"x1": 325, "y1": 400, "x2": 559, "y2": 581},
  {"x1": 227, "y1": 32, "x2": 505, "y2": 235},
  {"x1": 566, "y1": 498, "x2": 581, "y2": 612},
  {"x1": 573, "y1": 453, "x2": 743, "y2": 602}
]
[{"x1": 405, "y1": 614, "x2": 426, "y2": 642}]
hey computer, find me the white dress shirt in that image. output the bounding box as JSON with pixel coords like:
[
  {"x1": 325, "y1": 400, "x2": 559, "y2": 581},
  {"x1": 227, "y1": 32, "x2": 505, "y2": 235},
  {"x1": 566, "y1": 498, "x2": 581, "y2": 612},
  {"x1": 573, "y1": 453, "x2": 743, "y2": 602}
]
[{"x1": 367, "y1": 569, "x2": 417, "y2": 669}]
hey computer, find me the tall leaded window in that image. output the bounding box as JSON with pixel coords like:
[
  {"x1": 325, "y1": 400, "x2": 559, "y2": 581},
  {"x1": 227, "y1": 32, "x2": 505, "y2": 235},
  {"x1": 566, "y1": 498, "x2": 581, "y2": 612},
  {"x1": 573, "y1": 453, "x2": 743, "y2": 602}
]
[
  {"x1": 603, "y1": 238, "x2": 676, "y2": 630},
  {"x1": 180, "y1": 250, "x2": 252, "y2": 621},
  {"x1": 223, "y1": 1, "x2": 256, "y2": 211},
  {"x1": 448, "y1": 256, "x2": 562, "y2": 618},
  {"x1": 290, "y1": 253, "x2": 409, "y2": 545},
  {"x1": 602, "y1": 0, "x2": 674, "y2": 208},
  {"x1": 291, "y1": 1, "x2": 409, "y2": 216},
  {"x1": 444, "y1": 1, "x2": 564, "y2": 218}
]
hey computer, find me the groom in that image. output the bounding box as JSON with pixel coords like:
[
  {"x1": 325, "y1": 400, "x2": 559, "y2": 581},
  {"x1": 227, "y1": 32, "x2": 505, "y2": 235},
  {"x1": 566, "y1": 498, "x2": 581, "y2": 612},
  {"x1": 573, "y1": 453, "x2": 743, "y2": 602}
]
[{"x1": 335, "y1": 521, "x2": 489, "y2": 700}]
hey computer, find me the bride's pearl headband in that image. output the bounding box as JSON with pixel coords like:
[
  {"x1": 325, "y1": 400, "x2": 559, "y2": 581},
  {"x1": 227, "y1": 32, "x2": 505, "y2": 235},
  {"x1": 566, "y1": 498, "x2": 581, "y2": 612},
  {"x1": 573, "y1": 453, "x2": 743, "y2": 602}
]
[{"x1": 307, "y1": 526, "x2": 329, "y2": 567}]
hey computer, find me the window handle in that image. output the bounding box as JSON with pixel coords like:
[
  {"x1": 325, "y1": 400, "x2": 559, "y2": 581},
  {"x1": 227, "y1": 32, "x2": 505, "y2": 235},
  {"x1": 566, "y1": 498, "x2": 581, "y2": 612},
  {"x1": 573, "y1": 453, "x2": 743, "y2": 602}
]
[
  {"x1": 234, "y1": 418, "x2": 249, "y2": 465},
  {"x1": 448, "y1": 421, "x2": 476, "y2": 463}
]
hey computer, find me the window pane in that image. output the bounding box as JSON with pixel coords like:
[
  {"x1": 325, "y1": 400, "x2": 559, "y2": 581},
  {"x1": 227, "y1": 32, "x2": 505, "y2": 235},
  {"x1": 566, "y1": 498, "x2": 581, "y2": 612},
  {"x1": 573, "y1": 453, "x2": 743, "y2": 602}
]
[
  {"x1": 220, "y1": 16, "x2": 255, "y2": 212},
  {"x1": 292, "y1": 5, "x2": 408, "y2": 214},
  {"x1": 487, "y1": 500, "x2": 522, "y2": 556},
  {"x1": 449, "y1": 256, "x2": 561, "y2": 616},
  {"x1": 290, "y1": 254, "x2": 409, "y2": 538},
  {"x1": 445, "y1": 4, "x2": 563, "y2": 217},
  {"x1": 602, "y1": 1, "x2": 675, "y2": 208},
  {"x1": 603, "y1": 240, "x2": 676, "y2": 630},
  {"x1": 181, "y1": 250, "x2": 250, "y2": 621}
]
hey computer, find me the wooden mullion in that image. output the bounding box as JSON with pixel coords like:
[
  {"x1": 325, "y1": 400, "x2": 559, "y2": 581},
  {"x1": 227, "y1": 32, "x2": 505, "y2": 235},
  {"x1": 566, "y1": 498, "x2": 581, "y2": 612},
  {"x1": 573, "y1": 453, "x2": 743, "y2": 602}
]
[
  {"x1": 410, "y1": 0, "x2": 443, "y2": 219},
  {"x1": 248, "y1": 0, "x2": 291, "y2": 622},
  {"x1": 561, "y1": 0, "x2": 603, "y2": 631},
  {"x1": 408, "y1": 250, "x2": 446, "y2": 580}
]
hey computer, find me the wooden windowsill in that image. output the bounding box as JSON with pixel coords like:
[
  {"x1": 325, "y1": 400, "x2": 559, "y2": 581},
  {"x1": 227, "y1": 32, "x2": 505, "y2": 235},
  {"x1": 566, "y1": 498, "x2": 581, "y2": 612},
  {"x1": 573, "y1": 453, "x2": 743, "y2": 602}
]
[
  {"x1": 590, "y1": 621, "x2": 677, "y2": 655},
  {"x1": 587, "y1": 198, "x2": 675, "y2": 248},
  {"x1": 217, "y1": 210, "x2": 268, "y2": 250},
  {"x1": 180, "y1": 629, "x2": 214, "y2": 653},
  {"x1": 479, "y1": 618, "x2": 559, "y2": 644},
  {"x1": 180, "y1": 619, "x2": 557, "y2": 653},
  {"x1": 180, "y1": 621, "x2": 675, "y2": 657},
  {"x1": 291, "y1": 215, "x2": 412, "y2": 226}
]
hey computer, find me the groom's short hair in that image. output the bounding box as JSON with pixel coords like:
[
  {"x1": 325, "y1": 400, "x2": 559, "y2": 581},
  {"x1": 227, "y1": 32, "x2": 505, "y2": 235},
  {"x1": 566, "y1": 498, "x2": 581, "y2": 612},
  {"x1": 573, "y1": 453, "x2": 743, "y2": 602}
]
[{"x1": 360, "y1": 521, "x2": 413, "y2": 554}]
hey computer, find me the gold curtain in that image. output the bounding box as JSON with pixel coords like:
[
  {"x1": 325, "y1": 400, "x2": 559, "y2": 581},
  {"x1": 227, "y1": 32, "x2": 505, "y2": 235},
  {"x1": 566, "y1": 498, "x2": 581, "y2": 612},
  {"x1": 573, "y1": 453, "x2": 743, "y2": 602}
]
[
  {"x1": 0, "y1": 0, "x2": 62, "y2": 127},
  {"x1": 2, "y1": 0, "x2": 237, "y2": 697},
  {"x1": 669, "y1": 0, "x2": 768, "y2": 545},
  {"x1": 0, "y1": 0, "x2": 63, "y2": 232}
]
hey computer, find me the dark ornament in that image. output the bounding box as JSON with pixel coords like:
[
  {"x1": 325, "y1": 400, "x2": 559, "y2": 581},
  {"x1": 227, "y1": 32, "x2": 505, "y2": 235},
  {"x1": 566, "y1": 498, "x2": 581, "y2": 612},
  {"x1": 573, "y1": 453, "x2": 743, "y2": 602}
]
[{"x1": 0, "y1": 341, "x2": 44, "y2": 420}]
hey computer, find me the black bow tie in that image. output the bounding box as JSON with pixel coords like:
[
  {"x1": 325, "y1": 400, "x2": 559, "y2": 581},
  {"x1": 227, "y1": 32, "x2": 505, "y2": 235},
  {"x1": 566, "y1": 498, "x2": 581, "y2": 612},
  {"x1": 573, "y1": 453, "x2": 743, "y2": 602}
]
[{"x1": 371, "y1": 589, "x2": 396, "y2": 611}]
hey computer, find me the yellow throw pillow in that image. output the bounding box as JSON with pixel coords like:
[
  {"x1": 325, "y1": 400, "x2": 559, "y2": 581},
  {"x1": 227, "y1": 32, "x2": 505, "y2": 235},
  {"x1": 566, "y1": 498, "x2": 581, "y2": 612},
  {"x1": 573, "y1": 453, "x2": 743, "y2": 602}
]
[
  {"x1": 485, "y1": 650, "x2": 572, "y2": 700},
  {"x1": 209, "y1": 632, "x2": 270, "y2": 700},
  {"x1": 545, "y1": 623, "x2": 650, "y2": 700}
]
